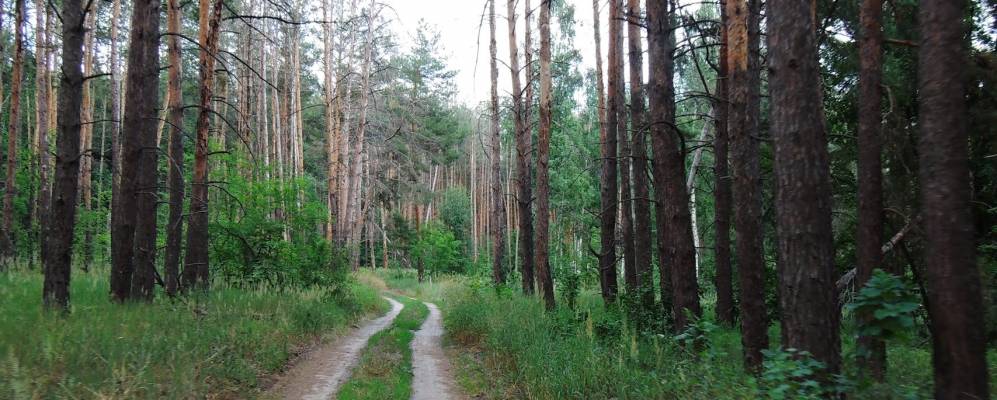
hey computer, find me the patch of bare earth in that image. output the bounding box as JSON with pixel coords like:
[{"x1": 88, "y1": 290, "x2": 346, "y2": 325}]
[
  {"x1": 263, "y1": 297, "x2": 403, "y2": 400},
  {"x1": 411, "y1": 302, "x2": 465, "y2": 400}
]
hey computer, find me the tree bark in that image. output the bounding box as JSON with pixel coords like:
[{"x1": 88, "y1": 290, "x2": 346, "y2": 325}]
[
  {"x1": 535, "y1": 0, "x2": 555, "y2": 310},
  {"x1": 769, "y1": 0, "x2": 840, "y2": 376},
  {"x1": 648, "y1": 0, "x2": 700, "y2": 332},
  {"x1": 324, "y1": 0, "x2": 339, "y2": 243},
  {"x1": 508, "y1": 0, "x2": 535, "y2": 295},
  {"x1": 184, "y1": 0, "x2": 224, "y2": 290},
  {"x1": 728, "y1": 0, "x2": 767, "y2": 370},
  {"x1": 164, "y1": 0, "x2": 185, "y2": 296},
  {"x1": 855, "y1": 0, "x2": 885, "y2": 381},
  {"x1": 34, "y1": 0, "x2": 50, "y2": 261},
  {"x1": 1, "y1": 0, "x2": 25, "y2": 260},
  {"x1": 593, "y1": 0, "x2": 618, "y2": 305},
  {"x1": 79, "y1": 1, "x2": 97, "y2": 270},
  {"x1": 42, "y1": 0, "x2": 85, "y2": 310},
  {"x1": 713, "y1": 0, "x2": 735, "y2": 328},
  {"x1": 110, "y1": 0, "x2": 162, "y2": 301},
  {"x1": 489, "y1": 0, "x2": 507, "y2": 285},
  {"x1": 917, "y1": 0, "x2": 990, "y2": 397},
  {"x1": 627, "y1": 0, "x2": 654, "y2": 315}
]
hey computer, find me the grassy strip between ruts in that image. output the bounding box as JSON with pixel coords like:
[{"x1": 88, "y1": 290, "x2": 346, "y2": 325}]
[
  {"x1": 0, "y1": 267, "x2": 386, "y2": 399},
  {"x1": 336, "y1": 294, "x2": 429, "y2": 400}
]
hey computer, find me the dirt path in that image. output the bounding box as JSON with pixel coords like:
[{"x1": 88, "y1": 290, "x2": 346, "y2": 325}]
[
  {"x1": 411, "y1": 301, "x2": 462, "y2": 400},
  {"x1": 266, "y1": 297, "x2": 404, "y2": 400}
]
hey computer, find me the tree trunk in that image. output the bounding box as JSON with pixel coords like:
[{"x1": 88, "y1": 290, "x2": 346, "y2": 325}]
[
  {"x1": 534, "y1": 0, "x2": 555, "y2": 310},
  {"x1": 713, "y1": 0, "x2": 735, "y2": 328},
  {"x1": 769, "y1": 0, "x2": 840, "y2": 376},
  {"x1": 1, "y1": 0, "x2": 25, "y2": 261},
  {"x1": 79, "y1": 2, "x2": 97, "y2": 270},
  {"x1": 508, "y1": 0, "x2": 534, "y2": 295},
  {"x1": 593, "y1": 0, "x2": 618, "y2": 305},
  {"x1": 917, "y1": 0, "x2": 990, "y2": 397},
  {"x1": 489, "y1": 0, "x2": 507, "y2": 285},
  {"x1": 184, "y1": 0, "x2": 224, "y2": 290},
  {"x1": 324, "y1": 0, "x2": 339, "y2": 243},
  {"x1": 164, "y1": 0, "x2": 184, "y2": 296},
  {"x1": 627, "y1": 0, "x2": 654, "y2": 315},
  {"x1": 34, "y1": 0, "x2": 50, "y2": 261},
  {"x1": 728, "y1": 0, "x2": 767, "y2": 369},
  {"x1": 113, "y1": 0, "x2": 162, "y2": 301},
  {"x1": 855, "y1": 0, "x2": 885, "y2": 381},
  {"x1": 42, "y1": 0, "x2": 85, "y2": 310},
  {"x1": 648, "y1": 0, "x2": 700, "y2": 332}
]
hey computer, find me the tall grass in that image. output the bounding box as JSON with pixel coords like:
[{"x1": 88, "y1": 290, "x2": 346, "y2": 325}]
[{"x1": 0, "y1": 267, "x2": 385, "y2": 399}]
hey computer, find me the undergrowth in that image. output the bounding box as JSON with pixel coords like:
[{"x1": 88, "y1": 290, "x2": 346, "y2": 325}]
[{"x1": 0, "y1": 267, "x2": 385, "y2": 399}]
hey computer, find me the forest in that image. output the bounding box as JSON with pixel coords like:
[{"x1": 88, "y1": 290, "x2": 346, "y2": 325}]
[{"x1": 0, "y1": 0, "x2": 995, "y2": 398}]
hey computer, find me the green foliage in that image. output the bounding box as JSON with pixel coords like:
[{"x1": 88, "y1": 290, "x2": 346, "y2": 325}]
[
  {"x1": 759, "y1": 348, "x2": 851, "y2": 400},
  {"x1": 211, "y1": 173, "x2": 345, "y2": 290},
  {"x1": 0, "y1": 267, "x2": 385, "y2": 399},
  {"x1": 846, "y1": 270, "x2": 920, "y2": 340},
  {"x1": 411, "y1": 223, "x2": 466, "y2": 276}
]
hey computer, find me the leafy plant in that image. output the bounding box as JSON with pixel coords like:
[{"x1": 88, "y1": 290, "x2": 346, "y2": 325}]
[
  {"x1": 759, "y1": 348, "x2": 851, "y2": 399},
  {"x1": 846, "y1": 269, "x2": 920, "y2": 340}
]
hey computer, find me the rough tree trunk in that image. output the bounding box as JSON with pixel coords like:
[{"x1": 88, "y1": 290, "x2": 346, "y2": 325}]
[
  {"x1": 855, "y1": 0, "x2": 885, "y2": 381},
  {"x1": 508, "y1": 0, "x2": 535, "y2": 295},
  {"x1": 627, "y1": 0, "x2": 654, "y2": 315},
  {"x1": 184, "y1": 0, "x2": 224, "y2": 290},
  {"x1": 917, "y1": 0, "x2": 990, "y2": 397},
  {"x1": 593, "y1": 0, "x2": 618, "y2": 305},
  {"x1": 34, "y1": 0, "x2": 50, "y2": 261},
  {"x1": 648, "y1": 0, "x2": 700, "y2": 332},
  {"x1": 1, "y1": 0, "x2": 25, "y2": 261},
  {"x1": 728, "y1": 0, "x2": 767, "y2": 370},
  {"x1": 769, "y1": 0, "x2": 841, "y2": 376},
  {"x1": 164, "y1": 0, "x2": 184, "y2": 296},
  {"x1": 713, "y1": 0, "x2": 735, "y2": 328},
  {"x1": 535, "y1": 0, "x2": 555, "y2": 310},
  {"x1": 42, "y1": 0, "x2": 85, "y2": 310},
  {"x1": 489, "y1": 0, "x2": 507, "y2": 284}
]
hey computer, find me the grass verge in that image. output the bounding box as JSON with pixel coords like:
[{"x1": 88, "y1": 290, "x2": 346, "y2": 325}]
[
  {"x1": 336, "y1": 295, "x2": 429, "y2": 400},
  {"x1": 0, "y1": 267, "x2": 386, "y2": 399}
]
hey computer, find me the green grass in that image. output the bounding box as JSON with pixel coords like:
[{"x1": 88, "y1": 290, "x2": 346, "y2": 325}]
[
  {"x1": 337, "y1": 295, "x2": 430, "y2": 400},
  {"x1": 0, "y1": 267, "x2": 386, "y2": 399},
  {"x1": 375, "y1": 270, "x2": 997, "y2": 400}
]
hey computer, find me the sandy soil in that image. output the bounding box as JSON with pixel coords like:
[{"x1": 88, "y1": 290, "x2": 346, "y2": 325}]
[
  {"x1": 265, "y1": 297, "x2": 404, "y2": 400},
  {"x1": 411, "y1": 302, "x2": 464, "y2": 400}
]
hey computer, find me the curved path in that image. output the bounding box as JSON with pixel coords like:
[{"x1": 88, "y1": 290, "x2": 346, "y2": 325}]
[
  {"x1": 411, "y1": 301, "x2": 462, "y2": 400},
  {"x1": 267, "y1": 296, "x2": 404, "y2": 400}
]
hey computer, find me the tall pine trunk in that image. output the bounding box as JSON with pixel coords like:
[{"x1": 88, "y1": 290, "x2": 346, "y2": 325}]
[
  {"x1": 713, "y1": 0, "x2": 735, "y2": 327},
  {"x1": 627, "y1": 0, "x2": 654, "y2": 315},
  {"x1": 508, "y1": 0, "x2": 535, "y2": 295},
  {"x1": 1, "y1": 0, "x2": 25, "y2": 261},
  {"x1": 489, "y1": 0, "x2": 507, "y2": 284},
  {"x1": 164, "y1": 0, "x2": 184, "y2": 296},
  {"x1": 534, "y1": 0, "x2": 555, "y2": 310},
  {"x1": 34, "y1": 0, "x2": 50, "y2": 261},
  {"x1": 769, "y1": 0, "x2": 840, "y2": 376},
  {"x1": 917, "y1": 0, "x2": 990, "y2": 396},
  {"x1": 43, "y1": 0, "x2": 85, "y2": 310},
  {"x1": 184, "y1": 0, "x2": 224, "y2": 290},
  {"x1": 728, "y1": 0, "x2": 767, "y2": 369},
  {"x1": 855, "y1": 0, "x2": 885, "y2": 380},
  {"x1": 648, "y1": 0, "x2": 699, "y2": 332},
  {"x1": 593, "y1": 0, "x2": 618, "y2": 305}
]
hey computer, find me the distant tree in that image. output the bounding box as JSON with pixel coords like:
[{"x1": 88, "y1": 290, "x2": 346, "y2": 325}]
[
  {"x1": 595, "y1": 0, "x2": 619, "y2": 305},
  {"x1": 508, "y1": 0, "x2": 535, "y2": 296},
  {"x1": 1, "y1": 0, "x2": 25, "y2": 261},
  {"x1": 713, "y1": 0, "x2": 735, "y2": 328},
  {"x1": 489, "y1": 0, "x2": 507, "y2": 285}
]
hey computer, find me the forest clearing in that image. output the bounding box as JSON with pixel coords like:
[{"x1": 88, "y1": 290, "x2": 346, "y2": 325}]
[{"x1": 0, "y1": 0, "x2": 995, "y2": 398}]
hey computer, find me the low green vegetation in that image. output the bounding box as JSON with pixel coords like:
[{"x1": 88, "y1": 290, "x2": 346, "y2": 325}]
[
  {"x1": 0, "y1": 267, "x2": 385, "y2": 399},
  {"x1": 374, "y1": 269, "x2": 997, "y2": 400},
  {"x1": 337, "y1": 295, "x2": 430, "y2": 400}
]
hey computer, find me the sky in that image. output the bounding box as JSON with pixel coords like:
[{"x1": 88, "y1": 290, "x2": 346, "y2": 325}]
[{"x1": 386, "y1": 0, "x2": 606, "y2": 106}]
